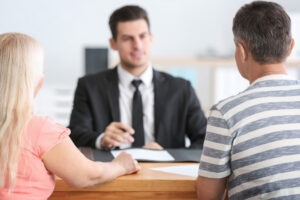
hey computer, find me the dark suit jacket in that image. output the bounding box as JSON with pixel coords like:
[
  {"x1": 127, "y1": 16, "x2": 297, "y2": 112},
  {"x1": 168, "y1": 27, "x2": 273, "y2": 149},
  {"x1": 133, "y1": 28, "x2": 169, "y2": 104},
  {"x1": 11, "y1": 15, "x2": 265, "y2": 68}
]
[{"x1": 69, "y1": 67, "x2": 207, "y2": 148}]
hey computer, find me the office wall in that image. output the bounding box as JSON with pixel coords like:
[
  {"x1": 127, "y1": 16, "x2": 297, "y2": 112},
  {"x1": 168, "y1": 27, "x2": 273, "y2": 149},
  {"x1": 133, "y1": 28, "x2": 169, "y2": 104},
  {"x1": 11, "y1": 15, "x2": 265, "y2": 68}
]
[
  {"x1": 0, "y1": 0, "x2": 243, "y2": 84},
  {"x1": 1, "y1": 0, "x2": 299, "y2": 125},
  {"x1": 1, "y1": 0, "x2": 298, "y2": 84}
]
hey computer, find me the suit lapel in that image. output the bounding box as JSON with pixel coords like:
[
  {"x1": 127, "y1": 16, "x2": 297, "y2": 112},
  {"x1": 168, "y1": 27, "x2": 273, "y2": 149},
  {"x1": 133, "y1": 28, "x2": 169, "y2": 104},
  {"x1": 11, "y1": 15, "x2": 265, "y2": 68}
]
[
  {"x1": 106, "y1": 67, "x2": 120, "y2": 121},
  {"x1": 153, "y1": 70, "x2": 167, "y2": 138}
]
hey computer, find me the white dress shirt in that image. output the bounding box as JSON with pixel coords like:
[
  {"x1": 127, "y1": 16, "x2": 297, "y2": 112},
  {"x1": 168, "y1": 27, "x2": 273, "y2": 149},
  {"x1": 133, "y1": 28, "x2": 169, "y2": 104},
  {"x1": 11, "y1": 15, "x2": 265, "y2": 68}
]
[{"x1": 96, "y1": 65, "x2": 154, "y2": 149}]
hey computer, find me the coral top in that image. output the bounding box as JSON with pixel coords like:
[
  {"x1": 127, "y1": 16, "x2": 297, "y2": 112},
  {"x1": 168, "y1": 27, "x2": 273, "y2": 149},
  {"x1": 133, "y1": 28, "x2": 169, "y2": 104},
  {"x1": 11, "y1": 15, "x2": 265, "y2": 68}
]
[{"x1": 0, "y1": 116, "x2": 70, "y2": 200}]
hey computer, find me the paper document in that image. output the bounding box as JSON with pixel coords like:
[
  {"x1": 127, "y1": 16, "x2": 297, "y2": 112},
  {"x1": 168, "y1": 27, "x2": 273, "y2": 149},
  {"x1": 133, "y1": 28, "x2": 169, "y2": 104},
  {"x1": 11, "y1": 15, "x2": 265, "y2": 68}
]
[
  {"x1": 151, "y1": 164, "x2": 199, "y2": 177},
  {"x1": 111, "y1": 148, "x2": 175, "y2": 161}
]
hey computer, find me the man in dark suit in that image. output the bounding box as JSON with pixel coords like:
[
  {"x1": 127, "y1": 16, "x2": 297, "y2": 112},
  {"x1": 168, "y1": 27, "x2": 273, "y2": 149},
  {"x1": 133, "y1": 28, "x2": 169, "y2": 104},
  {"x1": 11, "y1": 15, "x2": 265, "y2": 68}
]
[{"x1": 69, "y1": 5, "x2": 207, "y2": 149}]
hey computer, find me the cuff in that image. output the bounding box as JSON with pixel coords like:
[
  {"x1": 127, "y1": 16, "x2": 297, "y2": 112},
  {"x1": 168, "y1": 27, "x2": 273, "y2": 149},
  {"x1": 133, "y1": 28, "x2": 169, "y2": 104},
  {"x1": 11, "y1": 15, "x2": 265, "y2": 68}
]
[{"x1": 95, "y1": 133, "x2": 104, "y2": 149}]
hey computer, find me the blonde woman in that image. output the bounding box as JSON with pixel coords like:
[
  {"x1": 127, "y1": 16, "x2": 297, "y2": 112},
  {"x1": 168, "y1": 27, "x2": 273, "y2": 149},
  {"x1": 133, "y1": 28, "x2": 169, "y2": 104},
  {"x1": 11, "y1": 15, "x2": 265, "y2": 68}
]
[{"x1": 0, "y1": 33, "x2": 140, "y2": 200}]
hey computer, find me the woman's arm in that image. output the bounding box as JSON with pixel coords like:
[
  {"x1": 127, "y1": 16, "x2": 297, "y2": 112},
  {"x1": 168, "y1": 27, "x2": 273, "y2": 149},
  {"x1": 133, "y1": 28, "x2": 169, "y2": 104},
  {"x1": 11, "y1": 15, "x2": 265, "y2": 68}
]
[{"x1": 42, "y1": 137, "x2": 140, "y2": 188}]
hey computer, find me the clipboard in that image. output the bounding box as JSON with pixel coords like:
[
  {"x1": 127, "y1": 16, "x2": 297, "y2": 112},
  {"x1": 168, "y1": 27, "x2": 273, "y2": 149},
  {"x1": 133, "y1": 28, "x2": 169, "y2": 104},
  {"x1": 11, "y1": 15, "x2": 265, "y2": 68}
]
[{"x1": 91, "y1": 148, "x2": 202, "y2": 162}]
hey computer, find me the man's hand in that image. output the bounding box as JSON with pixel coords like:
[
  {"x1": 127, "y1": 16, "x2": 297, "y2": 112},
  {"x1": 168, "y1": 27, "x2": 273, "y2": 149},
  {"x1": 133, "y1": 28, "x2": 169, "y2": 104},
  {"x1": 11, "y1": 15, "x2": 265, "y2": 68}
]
[{"x1": 100, "y1": 122, "x2": 135, "y2": 148}]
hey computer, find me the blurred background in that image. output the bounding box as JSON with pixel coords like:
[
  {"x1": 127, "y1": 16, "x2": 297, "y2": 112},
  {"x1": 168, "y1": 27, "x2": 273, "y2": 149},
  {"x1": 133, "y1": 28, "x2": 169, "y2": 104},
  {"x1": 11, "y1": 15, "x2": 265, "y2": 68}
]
[{"x1": 1, "y1": 0, "x2": 300, "y2": 125}]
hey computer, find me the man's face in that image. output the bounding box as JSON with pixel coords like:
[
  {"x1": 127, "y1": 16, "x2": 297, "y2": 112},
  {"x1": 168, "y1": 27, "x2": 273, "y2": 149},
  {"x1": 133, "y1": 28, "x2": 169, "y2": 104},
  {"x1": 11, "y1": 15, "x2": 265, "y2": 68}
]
[{"x1": 110, "y1": 19, "x2": 152, "y2": 71}]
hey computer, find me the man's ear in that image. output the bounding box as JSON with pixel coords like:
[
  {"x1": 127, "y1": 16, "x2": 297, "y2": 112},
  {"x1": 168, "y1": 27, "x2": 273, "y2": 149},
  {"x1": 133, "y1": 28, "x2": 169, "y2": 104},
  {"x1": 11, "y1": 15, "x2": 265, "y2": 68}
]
[
  {"x1": 287, "y1": 38, "x2": 295, "y2": 56},
  {"x1": 109, "y1": 38, "x2": 117, "y2": 50},
  {"x1": 237, "y1": 42, "x2": 248, "y2": 63},
  {"x1": 34, "y1": 75, "x2": 44, "y2": 97}
]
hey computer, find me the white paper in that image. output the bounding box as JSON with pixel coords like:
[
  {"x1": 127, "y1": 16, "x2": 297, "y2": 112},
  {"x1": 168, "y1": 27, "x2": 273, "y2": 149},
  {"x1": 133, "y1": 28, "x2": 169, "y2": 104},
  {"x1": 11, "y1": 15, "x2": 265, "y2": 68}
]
[
  {"x1": 151, "y1": 164, "x2": 199, "y2": 177},
  {"x1": 111, "y1": 148, "x2": 175, "y2": 161}
]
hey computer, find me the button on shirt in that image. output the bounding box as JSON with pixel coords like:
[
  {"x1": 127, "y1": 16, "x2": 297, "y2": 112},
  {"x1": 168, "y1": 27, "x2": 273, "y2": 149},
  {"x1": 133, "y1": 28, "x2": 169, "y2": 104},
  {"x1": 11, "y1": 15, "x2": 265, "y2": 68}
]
[{"x1": 96, "y1": 65, "x2": 155, "y2": 149}]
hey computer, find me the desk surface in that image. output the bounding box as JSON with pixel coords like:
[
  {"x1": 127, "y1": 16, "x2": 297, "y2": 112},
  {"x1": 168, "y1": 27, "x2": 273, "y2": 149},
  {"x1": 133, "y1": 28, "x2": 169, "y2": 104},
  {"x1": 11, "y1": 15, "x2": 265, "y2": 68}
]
[
  {"x1": 49, "y1": 147, "x2": 199, "y2": 200},
  {"x1": 49, "y1": 148, "x2": 231, "y2": 200},
  {"x1": 50, "y1": 162, "x2": 198, "y2": 200}
]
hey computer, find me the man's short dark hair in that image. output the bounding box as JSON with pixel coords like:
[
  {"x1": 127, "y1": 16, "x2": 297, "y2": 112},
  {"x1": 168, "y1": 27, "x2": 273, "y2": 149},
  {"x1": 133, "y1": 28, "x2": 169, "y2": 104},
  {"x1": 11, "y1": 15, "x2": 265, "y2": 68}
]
[
  {"x1": 233, "y1": 1, "x2": 292, "y2": 64},
  {"x1": 109, "y1": 5, "x2": 150, "y2": 40}
]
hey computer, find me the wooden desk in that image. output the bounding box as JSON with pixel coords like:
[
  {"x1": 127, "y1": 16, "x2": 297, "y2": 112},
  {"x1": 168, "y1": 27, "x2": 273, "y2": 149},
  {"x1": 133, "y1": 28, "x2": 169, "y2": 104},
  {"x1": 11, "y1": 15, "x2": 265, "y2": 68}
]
[{"x1": 49, "y1": 162, "x2": 198, "y2": 200}]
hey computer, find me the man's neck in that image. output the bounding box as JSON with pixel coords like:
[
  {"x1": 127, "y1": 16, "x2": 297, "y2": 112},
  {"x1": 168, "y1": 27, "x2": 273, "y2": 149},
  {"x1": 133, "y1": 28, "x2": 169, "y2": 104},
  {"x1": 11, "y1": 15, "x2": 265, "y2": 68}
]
[
  {"x1": 120, "y1": 64, "x2": 149, "y2": 77},
  {"x1": 248, "y1": 62, "x2": 287, "y2": 84}
]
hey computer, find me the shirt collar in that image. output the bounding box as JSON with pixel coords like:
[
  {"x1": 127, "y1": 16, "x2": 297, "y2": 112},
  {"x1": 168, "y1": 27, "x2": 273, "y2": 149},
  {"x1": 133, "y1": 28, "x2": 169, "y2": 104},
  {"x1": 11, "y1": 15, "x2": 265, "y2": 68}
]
[
  {"x1": 117, "y1": 64, "x2": 153, "y2": 88},
  {"x1": 251, "y1": 74, "x2": 294, "y2": 86}
]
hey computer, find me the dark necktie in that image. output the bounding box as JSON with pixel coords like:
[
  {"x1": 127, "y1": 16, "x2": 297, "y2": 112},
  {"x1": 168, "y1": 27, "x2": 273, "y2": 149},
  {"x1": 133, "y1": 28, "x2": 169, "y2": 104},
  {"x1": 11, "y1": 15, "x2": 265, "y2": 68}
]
[{"x1": 131, "y1": 79, "x2": 145, "y2": 147}]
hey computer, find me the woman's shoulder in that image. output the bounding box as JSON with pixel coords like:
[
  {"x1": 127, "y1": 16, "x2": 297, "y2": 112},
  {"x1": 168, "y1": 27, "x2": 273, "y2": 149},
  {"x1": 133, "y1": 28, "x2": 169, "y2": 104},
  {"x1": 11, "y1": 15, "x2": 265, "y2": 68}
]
[
  {"x1": 27, "y1": 115, "x2": 70, "y2": 139},
  {"x1": 27, "y1": 115, "x2": 70, "y2": 156},
  {"x1": 28, "y1": 115, "x2": 54, "y2": 132}
]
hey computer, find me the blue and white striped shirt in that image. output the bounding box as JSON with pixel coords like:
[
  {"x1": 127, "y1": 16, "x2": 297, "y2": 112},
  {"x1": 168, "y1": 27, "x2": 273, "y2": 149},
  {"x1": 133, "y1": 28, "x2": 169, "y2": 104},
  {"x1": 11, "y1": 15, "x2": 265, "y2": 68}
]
[{"x1": 199, "y1": 74, "x2": 300, "y2": 199}]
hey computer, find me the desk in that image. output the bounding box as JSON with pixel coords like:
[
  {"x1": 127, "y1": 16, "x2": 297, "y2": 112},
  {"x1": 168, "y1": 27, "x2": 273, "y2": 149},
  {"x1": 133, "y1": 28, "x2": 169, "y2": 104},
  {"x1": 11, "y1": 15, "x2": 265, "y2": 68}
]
[{"x1": 49, "y1": 162, "x2": 198, "y2": 200}]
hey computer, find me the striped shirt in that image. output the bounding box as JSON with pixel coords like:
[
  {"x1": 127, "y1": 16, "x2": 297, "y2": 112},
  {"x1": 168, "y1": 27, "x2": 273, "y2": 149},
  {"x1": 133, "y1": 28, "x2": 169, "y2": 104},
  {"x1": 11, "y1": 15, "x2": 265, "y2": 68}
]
[{"x1": 199, "y1": 74, "x2": 300, "y2": 200}]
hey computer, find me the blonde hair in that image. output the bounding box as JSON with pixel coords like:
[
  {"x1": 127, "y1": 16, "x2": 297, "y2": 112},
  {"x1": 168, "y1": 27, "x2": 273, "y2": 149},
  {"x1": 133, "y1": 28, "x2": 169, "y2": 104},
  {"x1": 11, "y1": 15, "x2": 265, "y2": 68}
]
[{"x1": 0, "y1": 33, "x2": 43, "y2": 188}]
